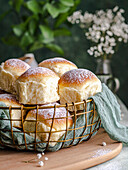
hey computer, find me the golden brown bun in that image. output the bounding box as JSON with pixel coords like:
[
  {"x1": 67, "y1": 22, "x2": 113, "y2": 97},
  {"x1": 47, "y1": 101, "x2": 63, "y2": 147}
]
[
  {"x1": 24, "y1": 103, "x2": 73, "y2": 146},
  {"x1": 39, "y1": 57, "x2": 78, "y2": 77},
  {"x1": 0, "y1": 59, "x2": 30, "y2": 94},
  {"x1": 16, "y1": 67, "x2": 60, "y2": 104},
  {"x1": 0, "y1": 94, "x2": 26, "y2": 128},
  {"x1": 58, "y1": 69, "x2": 102, "y2": 111}
]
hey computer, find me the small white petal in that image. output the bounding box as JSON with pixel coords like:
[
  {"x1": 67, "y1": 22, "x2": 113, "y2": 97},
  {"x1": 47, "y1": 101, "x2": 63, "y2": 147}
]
[{"x1": 42, "y1": 152, "x2": 45, "y2": 156}]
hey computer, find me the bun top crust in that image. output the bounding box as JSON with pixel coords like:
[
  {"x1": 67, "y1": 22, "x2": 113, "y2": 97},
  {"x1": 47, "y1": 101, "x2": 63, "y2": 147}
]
[
  {"x1": 17, "y1": 67, "x2": 59, "y2": 82},
  {"x1": 38, "y1": 57, "x2": 78, "y2": 77},
  {"x1": 0, "y1": 94, "x2": 20, "y2": 106},
  {"x1": 27, "y1": 103, "x2": 73, "y2": 126},
  {"x1": 3, "y1": 59, "x2": 30, "y2": 76},
  {"x1": 59, "y1": 69, "x2": 101, "y2": 87},
  {"x1": 39, "y1": 57, "x2": 77, "y2": 67}
]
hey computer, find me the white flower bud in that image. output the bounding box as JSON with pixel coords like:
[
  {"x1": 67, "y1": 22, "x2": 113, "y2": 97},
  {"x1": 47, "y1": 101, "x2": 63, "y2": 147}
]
[
  {"x1": 120, "y1": 9, "x2": 125, "y2": 13},
  {"x1": 101, "y1": 37, "x2": 104, "y2": 42},
  {"x1": 107, "y1": 31, "x2": 113, "y2": 36},
  {"x1": 113, "y1": 6, "x2": 119, "y2": 12}
]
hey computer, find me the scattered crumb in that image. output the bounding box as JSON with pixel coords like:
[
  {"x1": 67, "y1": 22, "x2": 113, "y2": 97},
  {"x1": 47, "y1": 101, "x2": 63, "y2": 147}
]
[
  {"x1": 37, "y1": 153, "x2": 42, "y2": 159},
  {"x1": 38, "y1": 161, "x2": 44, "y2": 167},
  {"x1": 92, "y1": 149, "x2": 111, "y2": 158}
]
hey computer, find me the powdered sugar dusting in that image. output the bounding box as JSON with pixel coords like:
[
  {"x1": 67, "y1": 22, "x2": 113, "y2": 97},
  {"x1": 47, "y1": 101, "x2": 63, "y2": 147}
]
[
  {"x1": 20, "y1": 67, "x2": 57, "y2": 78},
  {"x1": 0, "y1": 94, "x2": 19, "y2": 103},
  {"x1": 4, "y1": 59, "x2": 30, "y2": 70},
  {"x1": 40, "y1": 57, "x2": 77, "y2": 67},
  {"x1": 60, "y1": 69, "x2": 97, "y2": 84},
  {"x1": 31, "y1": 103, "x2": 71, "y2": 121},
  {"x1": 92, "y1": 149, "x2": 112, "y2": 158}
]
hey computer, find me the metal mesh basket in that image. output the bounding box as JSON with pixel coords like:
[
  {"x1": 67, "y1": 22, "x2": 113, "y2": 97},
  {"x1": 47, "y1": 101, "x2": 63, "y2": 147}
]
[{"x1": 0, "y1": 99, "x2": 101, "y2": 152}]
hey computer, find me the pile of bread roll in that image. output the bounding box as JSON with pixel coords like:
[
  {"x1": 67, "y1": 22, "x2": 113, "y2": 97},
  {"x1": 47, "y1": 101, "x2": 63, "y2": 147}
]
[{"x1": 0, "y1": 57, "x2": 102, "y2": 146}]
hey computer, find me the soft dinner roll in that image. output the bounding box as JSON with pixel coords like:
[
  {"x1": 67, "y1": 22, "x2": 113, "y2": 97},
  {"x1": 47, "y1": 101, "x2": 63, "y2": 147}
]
[
  {"x1": 58, "y1": 69, "x2": 102, "y2": 111},
  {"x1": 0, "y1": 94, "x2": 26, "y2": 128},
  {"x1": 39, "y1": 57, "x2": 78, "y2": 77},
  {"x1": 16, "y1": 67, "x2": 60, "y2": 104},
  {"x1": 24, "y1": 103, "x2": 73, "y2": 146},
  {"x1": 0, "y1": 59, "x2": 30, "y2": 94}
]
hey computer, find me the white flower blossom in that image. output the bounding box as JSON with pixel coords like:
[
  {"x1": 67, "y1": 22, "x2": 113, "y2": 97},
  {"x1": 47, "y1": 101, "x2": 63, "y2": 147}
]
[{"x1": 68, "y1": 6, "x2": 128, "y2": 58}]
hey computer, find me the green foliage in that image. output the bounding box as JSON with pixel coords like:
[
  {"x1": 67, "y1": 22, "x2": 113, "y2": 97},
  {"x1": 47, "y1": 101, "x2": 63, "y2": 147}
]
[{"x1": 1, "y1": 0, "x2": 80, "y2": 54}]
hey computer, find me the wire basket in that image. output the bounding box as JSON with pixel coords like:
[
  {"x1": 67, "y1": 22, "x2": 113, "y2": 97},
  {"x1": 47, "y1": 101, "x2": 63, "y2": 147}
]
[{"x1": 0, "y1": 99, "x2": 101, "y2": 152}]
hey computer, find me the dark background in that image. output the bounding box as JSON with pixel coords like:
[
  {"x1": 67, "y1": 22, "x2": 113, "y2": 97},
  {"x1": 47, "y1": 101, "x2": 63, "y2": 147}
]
[{"x1": 0, "y1": 0, "x2": 128, "y2": 107}]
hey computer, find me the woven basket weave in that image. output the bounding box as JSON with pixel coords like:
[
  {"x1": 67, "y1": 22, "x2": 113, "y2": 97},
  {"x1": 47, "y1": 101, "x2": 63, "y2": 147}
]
[{"x1": 0, "y1": 99, "x2": 101, "y2": 151}]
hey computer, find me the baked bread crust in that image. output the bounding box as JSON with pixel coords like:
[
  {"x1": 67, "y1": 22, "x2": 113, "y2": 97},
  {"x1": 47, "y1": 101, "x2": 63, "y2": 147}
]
[
  {"x1": 0, "y1": 94, "x2": 26, "y2": 128},
  {"x1": 16, "y1": 67, "x2": 60, "y2": 104},
  {"x1": 0, "y1": 59, "x2": 30, "y2": 94},
  {"x1": 24, "y1": 103, "x2": 73, "y2": 146},
  {"x1": 39, "y1": 57, "x2": 78, "y2": 77},
  {"x1": 58, "y1": 69, "x2": 102, "y2": 111}
]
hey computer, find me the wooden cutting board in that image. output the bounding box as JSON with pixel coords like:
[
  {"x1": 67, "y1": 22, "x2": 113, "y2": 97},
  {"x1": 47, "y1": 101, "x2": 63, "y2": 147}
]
[{"x1": 0, "y1": 128, "x2": 122, "y2": 170}]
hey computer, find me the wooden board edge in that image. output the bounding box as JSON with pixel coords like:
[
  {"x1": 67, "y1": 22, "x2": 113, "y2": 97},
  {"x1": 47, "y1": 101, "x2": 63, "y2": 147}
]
[{"x1": 53, "y1": 142, "x2": 122, "y2": 170}]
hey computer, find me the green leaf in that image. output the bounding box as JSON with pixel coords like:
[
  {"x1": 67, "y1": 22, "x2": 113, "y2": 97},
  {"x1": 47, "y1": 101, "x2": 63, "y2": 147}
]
[
  {"x1": 12, "y1": 23, "x2": 25, "y2": 37},
  {"x1": 54, "y1": 28, "x2": 71, "y2": 36},
  {"x1": 60, "y1": 0, "x2": 74, "y2": 6},
  {"x1": 13, "y1": 0, "x2": 23, "y2": 12},
  {"x1": 46, "y1": 3, "x2": 59, "y2": 18},
  {"x1": 57, "y1": 3, "x2": 70, "y2": 13},
  {"x1": 2, "y1": 35, "x2": 19, "y2": 46},
  {"x1": 46, "y1": 2, "x2": 70, "y2": 18},
  {"x1": 46, "y1": 44, "x2": 64, "y2": 55},
  {"x1": 55, "y1": 13, "x2": 69, "y2": 28},
  {"x1": 26, "y1": 0, "x2": 40, "y2": 14},
  {"x1": 20, "y1": 32, "x2": 34, "y2": 48},
  {"x1": 39, "y1": 25, "x2": 54, "y2": 44},
  {"x1": 29, "y1": 19, "x2": 37, "y2": 35},
  {"x1": 0, "y1": 9, "x2": 11, "y2": 22},
  {"x1": 29, "y1": 41, "x2": 44, "y2": 51}
]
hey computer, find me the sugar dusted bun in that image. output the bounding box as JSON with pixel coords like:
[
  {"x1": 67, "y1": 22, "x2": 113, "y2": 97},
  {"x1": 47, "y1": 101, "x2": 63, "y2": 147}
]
[
  {"x1": 16, "y1": 67, "x2": 60, "y2": 104},
  {"x1": 39, "y1": 57, "x2": 78, "y2": 77},
  {"x1": 0, "y1": 59, "x2": 30, "y2": 94},
  {"x1": 58, "y1": 69, "x2": 102, "y2": 111},
  {"x1": 0, "y1": 94, "x2": 26, "y2": 128},
  {"x1": 24, "y1": 103, "x2": 73, "y2": 146}
]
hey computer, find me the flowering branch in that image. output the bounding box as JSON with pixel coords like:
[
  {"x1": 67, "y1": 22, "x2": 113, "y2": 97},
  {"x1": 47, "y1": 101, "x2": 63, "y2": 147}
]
[{"x1": 67, "y1": 6, "x2": 128, "y2": 59}]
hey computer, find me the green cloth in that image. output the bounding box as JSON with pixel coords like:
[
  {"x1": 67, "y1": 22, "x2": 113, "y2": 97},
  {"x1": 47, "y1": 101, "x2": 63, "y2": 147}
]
[
  {"x1": 0, "y1": 83, "x2": 127, "y2": 152},
  {"x1": 90, "y1": 83, "x2": 128, "y2": 144},
  {"x1": 0, "y1": 101, "x2": 100, "y2": 152}
]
